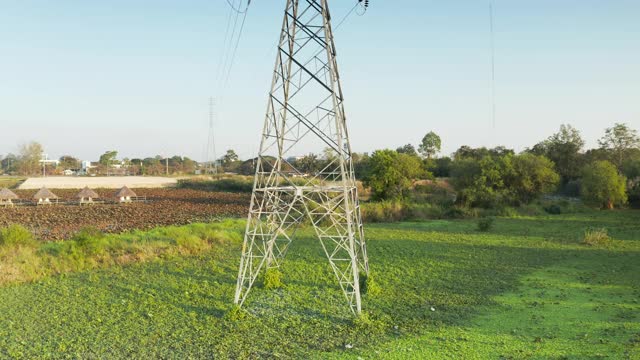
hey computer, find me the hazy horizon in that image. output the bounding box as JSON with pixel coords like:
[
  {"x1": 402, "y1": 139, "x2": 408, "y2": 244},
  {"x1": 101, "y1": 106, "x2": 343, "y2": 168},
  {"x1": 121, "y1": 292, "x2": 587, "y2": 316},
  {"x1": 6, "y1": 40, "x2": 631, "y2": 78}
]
[{"x1": 1, "y1": 0, "x2": 638, "y2": 162}]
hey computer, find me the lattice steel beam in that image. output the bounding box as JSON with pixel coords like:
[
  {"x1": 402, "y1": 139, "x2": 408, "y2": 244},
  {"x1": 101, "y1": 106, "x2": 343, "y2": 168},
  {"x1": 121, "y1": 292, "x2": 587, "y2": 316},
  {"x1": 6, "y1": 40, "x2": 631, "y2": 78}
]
[{"x1": 234, "y1": 0, "x2": 368, "y2": 315}]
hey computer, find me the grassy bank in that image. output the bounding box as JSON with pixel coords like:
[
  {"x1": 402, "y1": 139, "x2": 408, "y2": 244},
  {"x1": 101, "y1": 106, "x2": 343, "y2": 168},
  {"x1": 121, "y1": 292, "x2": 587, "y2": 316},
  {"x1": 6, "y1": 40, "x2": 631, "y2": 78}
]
[
  {"x1": 0, "y1": 211, "x2": 638, "y2": 358},
  {"x1": 0, "y1": 177, "x2": 25, "y2": 189},
  {"x1": 0, "y1": 220, "x2": 243, "y2": 286}
]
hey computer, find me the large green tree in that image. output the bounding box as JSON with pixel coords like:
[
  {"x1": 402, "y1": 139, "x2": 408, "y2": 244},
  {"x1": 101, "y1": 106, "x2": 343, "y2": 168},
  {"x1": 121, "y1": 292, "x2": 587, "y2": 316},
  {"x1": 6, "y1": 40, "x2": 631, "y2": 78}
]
[
  {"x1": 364, "y1": 150, "x2": 425, "y2": 200},
  {"x1": 0, "y1": 153, "x2": 18, "y2": 174},
  {"x1": 17, "y1": 142, "x2": 44, "y2": 176},
  {"x1": 396, "y1": 144, "x2": 418, "y2": 157},
  {"x1": 510, "y1": 154, "x2": 560, "y2": 203},
  {"x1": 581, "y1": 160, "x2": 627, "y2": 209},
  {"x1": 59, "y1": 155, "x2": 80, "y2": 170},
  {"x1": 598, "y1": 123, "x2": 640, "y2": 169},
  {"x1": 531, "y1": 124, "x2": 585, "y2": 183},
  {"x1": 454, "y1": 146, "x2": 514, "y2": 161},
  {"x1": 99, "y1": 151, "x2": 118, "y2": 166},
  {"x1": 419, "y1": 131, "x2": 441, "y2": 159},
  {"x1": 295, "y1": 153, "x2": 321, "y2": 174},
  {"x1": 221, "y1": 149, "x2": 239, "y2": 166},
  {"x1": 451, "y1": 152, "x2": 559, "y2": 207}
]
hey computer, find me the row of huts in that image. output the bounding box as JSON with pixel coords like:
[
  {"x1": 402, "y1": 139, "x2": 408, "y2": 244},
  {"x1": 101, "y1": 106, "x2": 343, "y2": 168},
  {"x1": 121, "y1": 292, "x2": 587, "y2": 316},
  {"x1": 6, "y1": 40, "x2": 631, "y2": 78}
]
[{"x1": 0, "y1": 186, "x2": 138, "y2": 207}]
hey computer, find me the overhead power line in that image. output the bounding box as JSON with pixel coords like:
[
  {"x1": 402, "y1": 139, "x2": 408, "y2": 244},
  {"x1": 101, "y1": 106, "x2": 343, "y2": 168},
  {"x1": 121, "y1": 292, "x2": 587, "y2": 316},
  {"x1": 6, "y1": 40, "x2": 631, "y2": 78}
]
[
  {"x1": 489, "y1": 2, "x2": 496, "y2": 129},
  {"x1": 225, "y1": 0, "x2": 250, "y2": 14}
]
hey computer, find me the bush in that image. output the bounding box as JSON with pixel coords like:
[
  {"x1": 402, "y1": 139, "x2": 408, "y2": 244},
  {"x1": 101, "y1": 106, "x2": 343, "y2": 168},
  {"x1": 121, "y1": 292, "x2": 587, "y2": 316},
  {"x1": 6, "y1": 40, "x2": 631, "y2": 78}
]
[
  {"x1": 444, "y1": 206, "x2": 476, "y2": 219},
  {"x1": 72, "y1": 227, "x2": 107, "y2": 255},
  {"x1": 583, "y1": 228, "x2": 611, "y2": 247},
  {"x1": 0, "y1": 225, "x2": 36, "y2": 247},
  {"x1": 580, "y1": 161, "x2": 627, "y2": 209},
  {"x1": 477, "y1": 217, "x2": 495, "y2": 232},
  {"x1": 360, "y1": 272, "x2": 381, "y2": 296},
  {"x1": 264, "y1": 268, "x2": 284, "y2": 289},
  {"x1": 544, "y1": 204, "x2": 563, "y2": 215},
  {"x1": 361, "y1": 201, "x2": 407, "y2": 223}
]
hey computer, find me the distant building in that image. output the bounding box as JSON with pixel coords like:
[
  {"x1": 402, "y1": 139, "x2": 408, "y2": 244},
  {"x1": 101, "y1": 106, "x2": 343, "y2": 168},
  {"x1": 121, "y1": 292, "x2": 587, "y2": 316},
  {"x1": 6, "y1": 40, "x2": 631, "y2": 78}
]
[
  {"x1": 286, "y1": 156, "x2": 306, "y2": 163},
  {"x1": 39, "y1": 159, "x2": 60, "y2": 167}
]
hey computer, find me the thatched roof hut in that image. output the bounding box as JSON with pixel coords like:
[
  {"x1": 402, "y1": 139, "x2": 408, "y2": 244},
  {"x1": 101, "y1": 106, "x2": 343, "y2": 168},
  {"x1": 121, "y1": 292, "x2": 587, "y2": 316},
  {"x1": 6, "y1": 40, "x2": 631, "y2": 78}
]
[
  {"x1": 0, "y1": 188, "x2": 18, "y2": 200},
  {"x1": 33, "y1": 187, "x2": 58, "y2": 200},
  {"x1": 76, "y1": 187, "x2": 99, "y2": 199},
  {"x1": 115, "y1": 186, "x2": 137, "y2": 202}
]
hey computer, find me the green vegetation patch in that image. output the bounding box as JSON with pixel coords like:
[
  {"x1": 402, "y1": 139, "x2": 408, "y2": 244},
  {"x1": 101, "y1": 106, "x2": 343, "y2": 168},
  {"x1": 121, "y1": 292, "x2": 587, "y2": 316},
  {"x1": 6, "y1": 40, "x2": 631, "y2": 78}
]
[
  {"x1": 0, "y1": 211, "x2": 638, "y2": 358},
  {"x1": 0, "y1": 220, "x2": 244, "y2": 285},
  {"x1": 177, "y1": 177, "x2": 254, "y2": 193}
]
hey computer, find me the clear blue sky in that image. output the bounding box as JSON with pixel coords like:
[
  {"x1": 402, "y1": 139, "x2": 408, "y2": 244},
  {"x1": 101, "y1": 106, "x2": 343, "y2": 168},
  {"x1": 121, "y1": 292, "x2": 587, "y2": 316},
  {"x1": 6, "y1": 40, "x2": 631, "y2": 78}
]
[{"x1": 1, "y1": 0, "x2": 638, "y2": 161}]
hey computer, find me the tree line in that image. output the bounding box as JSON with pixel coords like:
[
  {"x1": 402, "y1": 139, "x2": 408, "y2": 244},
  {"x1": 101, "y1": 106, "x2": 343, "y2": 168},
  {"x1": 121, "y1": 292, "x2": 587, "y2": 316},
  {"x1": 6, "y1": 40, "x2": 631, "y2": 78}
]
[
  {"x1": 358, "y1": 123, "x2": 638, "y2": 210},
  {"x1": 3, "y1": 122, "x2": 638, "y2": 210},
  {"x1": 0, "y1": 146, "x2": 199, "y2": 176}
]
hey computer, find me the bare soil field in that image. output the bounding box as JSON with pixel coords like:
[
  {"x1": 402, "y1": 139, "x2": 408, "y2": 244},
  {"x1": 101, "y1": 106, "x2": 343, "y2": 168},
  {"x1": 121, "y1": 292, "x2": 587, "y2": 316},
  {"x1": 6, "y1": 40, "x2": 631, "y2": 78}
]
[
  {"x1": 0, "y1": 188, "x2": 250, "y2": 240},
  {"x1": 18, "y1": 176, "x2": 178, "y2": 189}
]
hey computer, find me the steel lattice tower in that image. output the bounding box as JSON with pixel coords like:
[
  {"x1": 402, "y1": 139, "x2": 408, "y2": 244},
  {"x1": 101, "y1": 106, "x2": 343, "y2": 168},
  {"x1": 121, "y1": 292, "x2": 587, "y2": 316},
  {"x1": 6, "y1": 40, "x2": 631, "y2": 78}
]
[{"x1": 234, "y1": 0, "x2": 369, "y2": 314}]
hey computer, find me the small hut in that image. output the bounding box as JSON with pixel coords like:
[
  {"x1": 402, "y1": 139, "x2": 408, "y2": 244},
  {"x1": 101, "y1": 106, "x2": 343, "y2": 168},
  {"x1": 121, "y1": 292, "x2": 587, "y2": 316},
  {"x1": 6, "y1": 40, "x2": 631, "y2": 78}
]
[
  {"x1": 0, "y1": 188, "x2": 18, "y2": 207},
  {"x1": 76, "y1": 187, "x2": 99, "y2": 205},
  {"x1": 115, "y1": 186, "x2": 137, "y2": 203},
  {"x1": 33, "y1": 187, "x2": 59, "y2": 205}
]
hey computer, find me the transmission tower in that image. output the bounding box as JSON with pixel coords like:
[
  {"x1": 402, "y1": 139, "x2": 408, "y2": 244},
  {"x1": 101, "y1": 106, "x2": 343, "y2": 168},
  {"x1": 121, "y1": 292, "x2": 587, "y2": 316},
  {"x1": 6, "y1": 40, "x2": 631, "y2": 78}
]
[
  {"x1": 206, "y1": 97, "x2": 218, "y2": 175},
  {"x1": 235, "y1": 0, "x2": 369, "y2": 314}
]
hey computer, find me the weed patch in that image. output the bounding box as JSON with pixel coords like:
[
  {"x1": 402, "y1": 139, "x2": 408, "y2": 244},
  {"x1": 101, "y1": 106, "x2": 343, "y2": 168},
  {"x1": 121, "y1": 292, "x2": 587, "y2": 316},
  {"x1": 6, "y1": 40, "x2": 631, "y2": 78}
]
[
  {"x1": 477, "y1": 217, "x2": 495, "y2": 232},
  {"x1": 583, "y1": 228, "x2": 611, "y2": 247},
  {"x1": 264, "y1": 268, "x2": 284, "y2": 289},
  {"x1": 0, "y1": 224, "x2": 36, "y2": 247}
]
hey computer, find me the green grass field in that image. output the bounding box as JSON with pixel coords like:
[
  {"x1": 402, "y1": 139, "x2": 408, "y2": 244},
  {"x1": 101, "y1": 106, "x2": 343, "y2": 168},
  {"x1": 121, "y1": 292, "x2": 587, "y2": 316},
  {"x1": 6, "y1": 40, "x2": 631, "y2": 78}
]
[{"x1": 0, "y1": 211, "x2": 639, "y2": 358}]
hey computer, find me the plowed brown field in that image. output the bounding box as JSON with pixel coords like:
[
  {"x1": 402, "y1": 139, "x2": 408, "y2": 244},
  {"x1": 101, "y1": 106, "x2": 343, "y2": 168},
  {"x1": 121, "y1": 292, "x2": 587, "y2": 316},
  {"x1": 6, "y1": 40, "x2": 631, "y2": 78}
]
[{"x1": 0, "y1": 188, "x2": 250, "y2": 240}]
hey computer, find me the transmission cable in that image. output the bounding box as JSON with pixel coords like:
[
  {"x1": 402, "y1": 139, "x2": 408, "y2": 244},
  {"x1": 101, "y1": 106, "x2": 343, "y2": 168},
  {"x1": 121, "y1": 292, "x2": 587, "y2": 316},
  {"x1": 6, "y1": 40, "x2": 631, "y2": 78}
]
[
  {"x1": 222, "y1": 7, "x2": 250, "y2": 90},
  {"x1": 215, "y1": 2, "x2": 236, "y2": 82},
  {"x1": 489, "y1": 2, "x2": 496, "y2": 129},
  {"x1": 218, "y1": 0, "x2": 251, "y2": 95},
  {"x1": 336, "y1": 2, "x2": 360, "y2": 29},
  {"x1": 218, "y1": 1, "x2": 243, "y2": 84},
  {"x1": 225, "y1": 0, "x2": 249, "y2": 14}
]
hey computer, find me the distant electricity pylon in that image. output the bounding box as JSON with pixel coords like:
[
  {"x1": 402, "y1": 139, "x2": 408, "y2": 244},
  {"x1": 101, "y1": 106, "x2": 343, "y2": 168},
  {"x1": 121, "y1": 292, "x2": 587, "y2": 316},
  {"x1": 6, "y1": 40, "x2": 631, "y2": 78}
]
[
  {"x1": 206, "y1": 97, "x2": 218, "y2": 175},
  {"x1": 234, "y1": 0, "x2": 369, "y2": 314}
]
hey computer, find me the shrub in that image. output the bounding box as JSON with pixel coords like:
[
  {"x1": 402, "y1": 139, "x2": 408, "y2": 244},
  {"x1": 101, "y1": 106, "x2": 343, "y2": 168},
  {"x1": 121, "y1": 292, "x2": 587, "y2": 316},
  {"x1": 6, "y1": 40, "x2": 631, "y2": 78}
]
[
  {"x1": 264, "y1": 268, "x2": 284, "y2": 289},
  {"x1": 224, "y1": 306, "x2": 248, "y2": 322},
  {"x1": 444, "y1": 206, "x2": 476, "y2": 219},
  {"x1": 477, "y1": 217, "x2": 495, "y2": 232},
  {"x1": 72, "y1": 227, "x2": 107, "y2": 255},
  {"x1": 352, "y1": 312, "x2": 386, "y2": 337},
  {"x1": 0, "y1": 225, "x2": 37, "y2": 247},
  {"x1": 583, "y1": 228, "x2": 611, "y2": 247},
  {"x1": 361, "y1": 201, "x2": 407, "y2": 223},
  {"x1": 544, "y1": 204, "x2": 563, "y2": 215},
  {"x1": 359, "y1": 272, "x2": 381, "y2": 296},
  {"x1": 494, "y1": 206, "x2": 520, "y2": 218}
]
